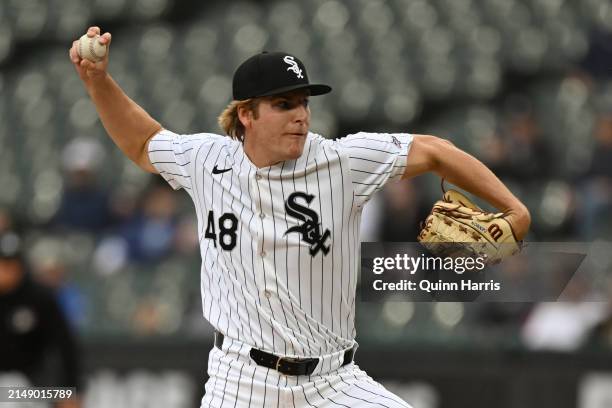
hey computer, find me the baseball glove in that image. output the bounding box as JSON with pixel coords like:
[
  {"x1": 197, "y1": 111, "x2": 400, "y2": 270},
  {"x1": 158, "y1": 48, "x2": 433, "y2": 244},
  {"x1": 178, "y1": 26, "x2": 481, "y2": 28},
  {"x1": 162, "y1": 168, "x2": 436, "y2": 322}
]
[{"x1": 417, "y1": 187, "x2": 522, "y2": 265}]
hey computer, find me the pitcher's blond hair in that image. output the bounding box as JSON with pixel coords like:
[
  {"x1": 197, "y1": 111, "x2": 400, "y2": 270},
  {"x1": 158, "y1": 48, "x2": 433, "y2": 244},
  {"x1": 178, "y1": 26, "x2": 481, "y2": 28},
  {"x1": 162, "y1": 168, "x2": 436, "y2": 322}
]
[{"x1": 218, "y1": 99, "x2": 261, "y2": 142}]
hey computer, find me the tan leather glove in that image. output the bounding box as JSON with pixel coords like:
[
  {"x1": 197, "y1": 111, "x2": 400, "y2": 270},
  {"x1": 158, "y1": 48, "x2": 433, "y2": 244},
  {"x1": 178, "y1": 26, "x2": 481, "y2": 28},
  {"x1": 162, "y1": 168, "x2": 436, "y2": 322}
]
[{"x1": 417, "y1": 189, "x2": 522, "y2": 264}]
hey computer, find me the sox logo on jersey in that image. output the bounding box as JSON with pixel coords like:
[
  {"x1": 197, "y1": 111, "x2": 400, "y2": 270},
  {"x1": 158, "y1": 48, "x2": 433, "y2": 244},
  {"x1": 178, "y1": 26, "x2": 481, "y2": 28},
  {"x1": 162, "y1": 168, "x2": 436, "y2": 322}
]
[{"x1": 284, "y1": 191, "x2": 331, "y2": 256}]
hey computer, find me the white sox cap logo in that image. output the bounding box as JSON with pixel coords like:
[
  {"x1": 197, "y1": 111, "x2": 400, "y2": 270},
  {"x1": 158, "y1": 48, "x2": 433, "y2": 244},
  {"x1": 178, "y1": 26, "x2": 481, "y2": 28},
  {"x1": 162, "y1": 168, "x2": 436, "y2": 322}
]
[{"x1": 283, "y1": 56, "x2": 304, "y2": 79}]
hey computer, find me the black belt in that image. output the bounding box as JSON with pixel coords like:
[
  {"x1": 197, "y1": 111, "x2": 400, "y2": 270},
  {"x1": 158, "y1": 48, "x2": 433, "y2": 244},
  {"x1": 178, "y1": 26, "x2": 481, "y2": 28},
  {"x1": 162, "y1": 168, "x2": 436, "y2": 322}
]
[{"x1": 214, "y1": 331, "x2": 356, "y2": 376}]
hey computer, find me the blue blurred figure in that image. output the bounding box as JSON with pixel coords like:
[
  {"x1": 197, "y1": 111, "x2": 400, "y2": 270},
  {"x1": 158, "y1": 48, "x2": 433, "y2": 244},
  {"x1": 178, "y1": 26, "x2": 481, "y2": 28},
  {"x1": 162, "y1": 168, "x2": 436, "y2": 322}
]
[
  {"x1": 53, "y1": 138, "x2": 114, "y2": 233},
  {"x1": 118, "y1": 180, "x2": 180, "y2": 263}
]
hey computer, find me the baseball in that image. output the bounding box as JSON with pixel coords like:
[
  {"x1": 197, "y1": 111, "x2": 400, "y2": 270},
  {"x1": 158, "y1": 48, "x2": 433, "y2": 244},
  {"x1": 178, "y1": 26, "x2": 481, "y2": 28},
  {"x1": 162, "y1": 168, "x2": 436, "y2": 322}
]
[{"x1": 77, "y1": 34, "x2": 107, "y2": 62}]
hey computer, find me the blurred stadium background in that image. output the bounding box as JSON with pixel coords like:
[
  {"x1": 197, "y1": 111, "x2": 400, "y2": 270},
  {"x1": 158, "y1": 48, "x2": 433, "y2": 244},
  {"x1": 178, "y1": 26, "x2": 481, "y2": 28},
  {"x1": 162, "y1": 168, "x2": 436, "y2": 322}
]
[{"x1": 1, "y1": 0, "x2": 612, "y2": 407}]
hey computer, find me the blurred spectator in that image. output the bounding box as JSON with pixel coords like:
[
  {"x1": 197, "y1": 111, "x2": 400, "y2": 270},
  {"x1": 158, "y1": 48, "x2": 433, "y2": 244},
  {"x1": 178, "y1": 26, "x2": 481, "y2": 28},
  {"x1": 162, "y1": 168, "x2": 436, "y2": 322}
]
[
  {"x1": 489, "y1": 112, "x2": 553, "y2": 183},
  {"x1": 588, "y1": 114, "x2": 612, "y2": 177},
  {"x1": 132, "y1": 296, "x2": 164, "y2": 335},
  {"x1": 479, "y1": 131, "x2": 507, "y2": 174},
  {"x1": 361, "y1": 180, "x2": 429, "y2": 242},
  {"x1": 0, "y1": 231, "x2": 82, "y2": 406},
  {"x1": 576, "y1": 113, "x2": 612, "y2": 239},
  {"x1": 380, "y1": 180, "x2": 430, "y2": 241},
  {"x1": 582, "y1": 29, "x2": 612, "y2": 79},
  {"x1": 32, "y1": 255, "x2": 87, "y2": 330},
  {"x1": 521, "y1": 275, "x2": 607, "y2": 352},
  {"x1": 52, "y1": 138, "x2": 115, "y2": 233},
  {"x1": 0, "y1": 208, "x2": 13, "y2": 233},
  {"x1": 95, "y1": 180, "x2": 180, "y2": 270},
  {"x1": 120, "y1": 180, "x2": 180, "y2": 262},
  {"x1": 173, "y1": 214, "x2": 199, "y2": 256}
]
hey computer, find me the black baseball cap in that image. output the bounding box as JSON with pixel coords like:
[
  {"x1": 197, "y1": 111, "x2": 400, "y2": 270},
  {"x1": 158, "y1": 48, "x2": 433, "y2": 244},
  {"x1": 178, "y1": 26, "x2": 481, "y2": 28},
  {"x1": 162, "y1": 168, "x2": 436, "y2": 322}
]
[{"x1": 232, "y1": 51, "x2": 332, "y2": 100}]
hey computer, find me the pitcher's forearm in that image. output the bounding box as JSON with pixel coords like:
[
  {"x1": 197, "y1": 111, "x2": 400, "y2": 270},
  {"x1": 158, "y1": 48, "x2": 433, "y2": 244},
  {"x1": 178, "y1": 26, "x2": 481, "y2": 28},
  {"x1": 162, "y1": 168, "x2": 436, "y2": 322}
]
[
  {"x1": 433, "y1": 142, "x2": 531, "y2": 238},
  {"x1": 436, "y1": 148, "x2": 519, "y2": 212},
  {"x1": 405, "y1": 135, "x2": 530, "y2": 238},
  {"x1": 86, "y1": 73, "x2": 161, "y2": 169}
]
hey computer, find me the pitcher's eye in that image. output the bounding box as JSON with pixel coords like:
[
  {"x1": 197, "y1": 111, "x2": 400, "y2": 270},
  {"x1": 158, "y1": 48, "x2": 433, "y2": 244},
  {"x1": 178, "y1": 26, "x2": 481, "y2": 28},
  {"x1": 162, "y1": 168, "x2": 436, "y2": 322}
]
[{"x1": 274, "y1": 100, "x2": 290, "y2": 109}]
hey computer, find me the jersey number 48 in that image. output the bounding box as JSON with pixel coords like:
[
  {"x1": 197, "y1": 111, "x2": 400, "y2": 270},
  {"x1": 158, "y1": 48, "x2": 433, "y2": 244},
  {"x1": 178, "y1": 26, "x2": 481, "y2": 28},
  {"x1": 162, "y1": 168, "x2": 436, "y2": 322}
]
[{"x1": 205, "y1": 210, "x2": 238, "y2": 250}]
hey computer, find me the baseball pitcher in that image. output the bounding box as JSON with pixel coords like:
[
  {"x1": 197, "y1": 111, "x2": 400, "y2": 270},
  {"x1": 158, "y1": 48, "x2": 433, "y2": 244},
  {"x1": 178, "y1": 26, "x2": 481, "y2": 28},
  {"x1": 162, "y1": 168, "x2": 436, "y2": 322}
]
[{"x1": 69, "y1": 27, "x2": 530, "y2": 408}]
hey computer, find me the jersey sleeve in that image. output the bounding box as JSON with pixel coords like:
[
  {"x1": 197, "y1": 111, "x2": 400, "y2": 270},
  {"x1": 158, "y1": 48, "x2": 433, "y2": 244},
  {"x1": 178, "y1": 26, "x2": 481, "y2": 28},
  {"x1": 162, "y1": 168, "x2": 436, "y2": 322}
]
[
  {"x1": 336, "y1": 132, "x2": 413, "y2": 207},
  {"x1": 147, "y1": 129, "x2": 207, "y2": 191}
]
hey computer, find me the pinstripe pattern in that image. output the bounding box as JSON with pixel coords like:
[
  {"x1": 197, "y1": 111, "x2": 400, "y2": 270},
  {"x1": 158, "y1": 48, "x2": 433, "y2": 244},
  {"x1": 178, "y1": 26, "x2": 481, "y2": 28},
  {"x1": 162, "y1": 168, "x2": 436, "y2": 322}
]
[{"x1": 148, "y1": 129, "x2": 412, "y2": 407}]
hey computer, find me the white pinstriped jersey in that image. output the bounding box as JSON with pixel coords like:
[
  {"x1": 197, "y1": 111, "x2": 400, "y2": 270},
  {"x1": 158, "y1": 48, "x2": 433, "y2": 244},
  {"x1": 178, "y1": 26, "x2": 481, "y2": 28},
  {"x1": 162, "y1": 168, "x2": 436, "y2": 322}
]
[{"x1": 148, "y1": 130, "x2": 412, "y2": 358}]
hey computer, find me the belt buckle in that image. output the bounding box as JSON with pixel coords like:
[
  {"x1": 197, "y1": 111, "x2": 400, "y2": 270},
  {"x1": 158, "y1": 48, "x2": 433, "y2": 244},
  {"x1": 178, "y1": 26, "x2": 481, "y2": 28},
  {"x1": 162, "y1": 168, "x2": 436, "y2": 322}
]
[
  {"x1": 275, "y1": 356, "x2": 308, "y2": 375},
  {"x1": 276, "y1": 356, "x2": 299, "y2": 372},
  {"x1": 275, "y1": 357, "x2": 283, "y2": 371}
]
